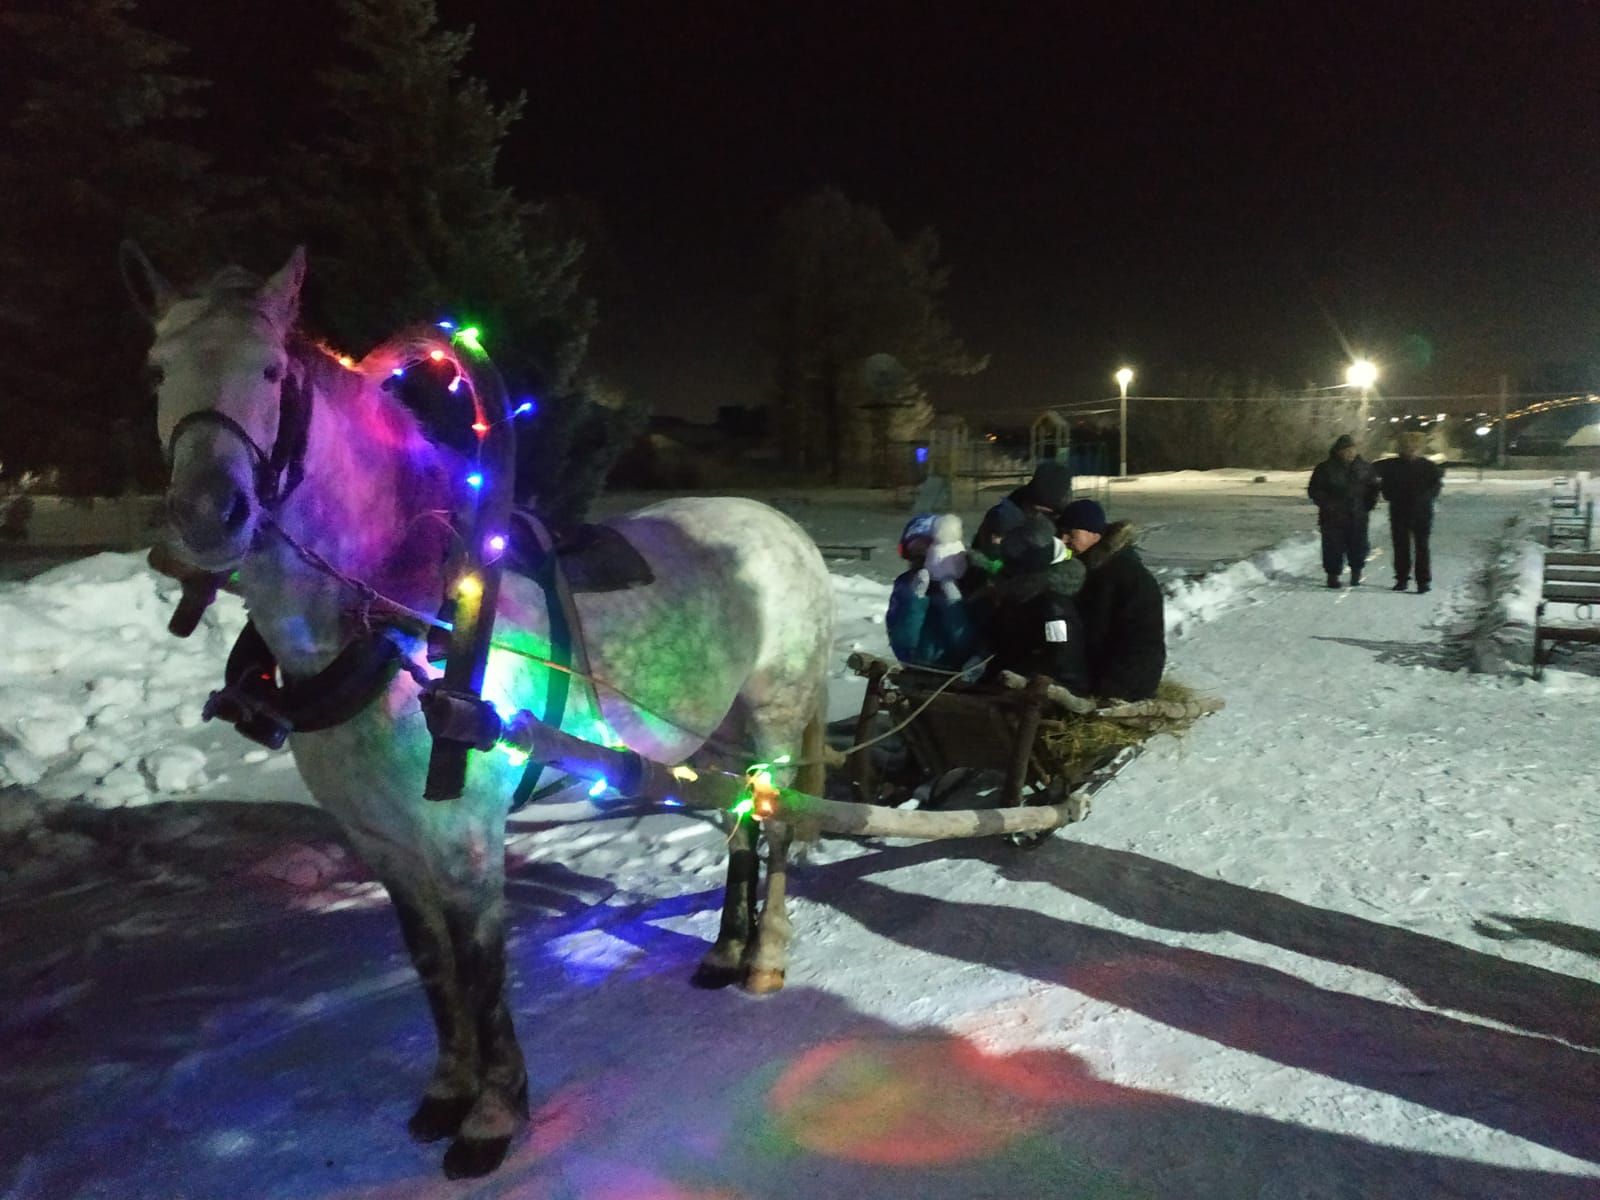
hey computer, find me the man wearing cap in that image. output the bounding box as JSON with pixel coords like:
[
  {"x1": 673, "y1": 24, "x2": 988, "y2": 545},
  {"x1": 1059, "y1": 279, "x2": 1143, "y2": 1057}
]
[
  {"x1": 1058, "y1": 498, "x2": 1166, "y2": 701},
  {"x1": 971, "y1": 460, "x2": 1074, "y2": 567},
  {"x1": 1375, "y1": 429, "x2": 1443, "y2": 594},
  {"x1": 1307, "y1": 434, "x2": 1381, "y2": 589}
]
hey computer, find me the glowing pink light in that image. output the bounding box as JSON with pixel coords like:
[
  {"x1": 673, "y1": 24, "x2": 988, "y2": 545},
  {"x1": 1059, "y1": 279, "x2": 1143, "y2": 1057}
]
[
  {"x1": 447, "y1": 373, "x2": 462, "y2": 394},
  {"x1": 487, "y1": 534, "x2": 507, "y2": 554}
]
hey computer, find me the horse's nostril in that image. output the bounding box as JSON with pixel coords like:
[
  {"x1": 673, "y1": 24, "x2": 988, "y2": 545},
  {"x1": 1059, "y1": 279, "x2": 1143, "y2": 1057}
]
[{"x1": 221, "y1": 491, "x2": 250, "y2": 532}]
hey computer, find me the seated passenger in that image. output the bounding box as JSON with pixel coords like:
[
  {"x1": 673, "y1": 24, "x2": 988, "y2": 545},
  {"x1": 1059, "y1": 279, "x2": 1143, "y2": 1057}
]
[
  {"x1": 1057, "y1": 499, "x2": 1165, "y2": 701},
  {"x1": 971, "y1": 459, "x2": 1074, "y2": 569},
  {"x1": 983, "y1": 512, "x2": 1091, "y2": 695},
  {"x1": 886, "y1": 513, "x2": 984, "y2": 671}
]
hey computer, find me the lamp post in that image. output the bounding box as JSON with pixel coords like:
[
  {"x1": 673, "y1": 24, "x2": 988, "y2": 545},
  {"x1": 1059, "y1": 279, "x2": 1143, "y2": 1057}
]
[
  {"x1": 1345, "y1": 358, "x2": 1378, "y2": 433},
  {"x1": 1115, "y1": 366, "x2": 1134, "y2": 479}
]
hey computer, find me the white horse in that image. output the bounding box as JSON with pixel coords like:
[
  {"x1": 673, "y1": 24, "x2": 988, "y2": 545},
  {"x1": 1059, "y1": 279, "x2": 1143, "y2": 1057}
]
[{"x1": 124, "y1": 246, "x2": 834, "y2": 1177}]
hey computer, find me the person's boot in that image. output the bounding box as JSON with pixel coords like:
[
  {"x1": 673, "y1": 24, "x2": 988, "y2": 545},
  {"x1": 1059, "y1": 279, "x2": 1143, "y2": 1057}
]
[
  {"x1": 1326, "y1": 575, "x2": 1342, "y2": 589},
  {"x1": 1417, "y1": 581, "x2": 1431, "y2": 594},
  {"x1": 1350, "y1": 571, "x2": 1362, "y2": 586},
  {"x1": 1391, "y1": 578, "x2": 1408, "y2": 591}
]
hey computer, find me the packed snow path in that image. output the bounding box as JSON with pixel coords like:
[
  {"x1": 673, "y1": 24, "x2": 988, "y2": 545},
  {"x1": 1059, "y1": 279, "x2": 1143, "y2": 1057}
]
[{"x1": 3, "y1": 477, "x2": 1598, "y2": 1199}]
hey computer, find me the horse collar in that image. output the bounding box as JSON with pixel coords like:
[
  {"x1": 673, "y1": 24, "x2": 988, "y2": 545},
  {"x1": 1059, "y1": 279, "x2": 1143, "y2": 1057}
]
[{"x1": 202, "y1": 619, "x2": 408, "y2": 749}]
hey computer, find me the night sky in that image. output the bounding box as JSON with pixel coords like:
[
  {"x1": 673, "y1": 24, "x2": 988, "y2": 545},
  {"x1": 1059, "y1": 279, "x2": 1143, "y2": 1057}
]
[{"x1": 158, "y1": 1, "x2": 1600, "y2": 421}]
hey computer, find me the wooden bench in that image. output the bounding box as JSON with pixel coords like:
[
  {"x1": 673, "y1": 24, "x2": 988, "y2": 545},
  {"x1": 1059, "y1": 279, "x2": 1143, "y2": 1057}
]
[
  {"x1": 1547, "y1": 478, "x2": 1593, "y2": 549},
  {"x1": 815, "y1": 543, "x2": 875, "y2": 561},
  {"x1": 1533, "y1": 548, "x2": 1600, "y2": 677}
]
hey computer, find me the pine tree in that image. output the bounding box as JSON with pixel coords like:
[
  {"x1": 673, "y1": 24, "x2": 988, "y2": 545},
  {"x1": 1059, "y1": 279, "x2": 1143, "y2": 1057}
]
[
  {"x1": 768, "y1": 188, "x2": 986, "y2": 482},
  {"x1": 0, "y1": 0, "x2": 218, "y2": 491},
  {"x1": 275, "y1": 0, "x2": 633, "y2": 525}
]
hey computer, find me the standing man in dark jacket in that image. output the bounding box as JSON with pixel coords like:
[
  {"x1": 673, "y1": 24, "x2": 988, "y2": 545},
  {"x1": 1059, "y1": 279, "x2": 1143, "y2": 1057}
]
[
  {"x1": 1307, "y1": 434, "x2": 1381, "y2": 588},
  {"x1": 1376, "y1": 430, "x2": 1444, "y2": 594},
  {"x1": 982, "y1": 512, "x2": 1091, "y2": 695},
  {"x1": 971, "y1": 460, "x2": 1074, "y2": 567},
  {"x1": 1058, "y1": 499, "x2": 1166, "y2": 701}
]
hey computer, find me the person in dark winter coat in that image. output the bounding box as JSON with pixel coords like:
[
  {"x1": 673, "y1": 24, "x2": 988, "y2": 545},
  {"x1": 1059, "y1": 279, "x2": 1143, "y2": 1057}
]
[
  {"x1": 1307, "y1": 434, "x2": 1381, "y2": 588},
  {"x1": 982, "y1": 512, "x2": 1090, "y2": 694},
  {"x1": 1059, "y1": 498, "x2": 1166, "y2": 701},
  {"x1": 886, "y1": 513, "x2": 984, "y2": 670},
  {"x1": 1375, "y1": 430, "x2": 1444, "y2": 594},
  {"x1": 971, "y1": 460, "x2": 1074, "y2": 567}
]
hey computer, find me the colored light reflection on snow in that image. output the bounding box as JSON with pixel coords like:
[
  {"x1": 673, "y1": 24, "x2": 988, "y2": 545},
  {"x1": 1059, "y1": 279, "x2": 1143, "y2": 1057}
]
[{"x1": 765, "y1": 1035, "x2": 1120, "y2": 1167}]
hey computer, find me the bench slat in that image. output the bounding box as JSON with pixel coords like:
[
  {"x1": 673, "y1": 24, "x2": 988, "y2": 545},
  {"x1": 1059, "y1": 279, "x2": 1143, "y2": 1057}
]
[{"x1": 1537, "y1": 626, "x2": 1600, "y2": 645}]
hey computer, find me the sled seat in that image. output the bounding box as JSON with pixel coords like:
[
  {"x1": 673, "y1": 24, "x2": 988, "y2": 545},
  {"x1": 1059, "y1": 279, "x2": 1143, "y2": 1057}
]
[{"x1": 845, "y1": 653, "x2": 1085, "y2": 813}]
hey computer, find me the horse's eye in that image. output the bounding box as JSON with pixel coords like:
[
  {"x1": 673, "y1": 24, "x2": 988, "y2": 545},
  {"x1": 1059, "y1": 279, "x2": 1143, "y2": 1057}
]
[
  {"x1": 145, "y1": 364, "x2": 165, "y2": 388},
  {"x1": 263, "y1": 364, "x2": 284, "y2": 383}
]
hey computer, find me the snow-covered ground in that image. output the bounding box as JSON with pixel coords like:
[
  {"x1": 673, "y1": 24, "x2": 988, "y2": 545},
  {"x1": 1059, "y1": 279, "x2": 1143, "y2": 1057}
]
[{"x1": 4, "y1": 471, "x2": 1600, "y2": 1199}]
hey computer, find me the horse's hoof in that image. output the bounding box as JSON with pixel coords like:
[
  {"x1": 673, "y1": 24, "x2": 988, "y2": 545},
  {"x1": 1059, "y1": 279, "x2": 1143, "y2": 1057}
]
[
  {"x1": 743, "y1": 966, "x2": 786, "y2": 994},
  {"x1": 442, "y1": 1134, "x2": 512, "y2": 1179},
  {"x1": 691, "y1": 960, "x2": 746, "y2": 990},
  {"x1": 408, "y1": 1094, "x2": 475, "y2": 1143}
]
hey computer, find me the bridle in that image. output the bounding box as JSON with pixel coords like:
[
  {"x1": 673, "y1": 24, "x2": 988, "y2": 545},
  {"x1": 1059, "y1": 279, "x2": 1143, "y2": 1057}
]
[{"x1": 163, "y1": 368, "x2": 314, "y2": 513}]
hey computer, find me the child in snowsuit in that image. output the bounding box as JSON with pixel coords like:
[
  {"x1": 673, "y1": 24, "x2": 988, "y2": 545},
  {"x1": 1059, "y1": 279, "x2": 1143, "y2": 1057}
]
[{"x1": 886, "y1": 513, "x2": 985, "y2": 671}]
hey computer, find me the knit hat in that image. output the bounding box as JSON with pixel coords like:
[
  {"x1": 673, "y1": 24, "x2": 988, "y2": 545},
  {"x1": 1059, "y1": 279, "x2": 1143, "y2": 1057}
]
[
  {"x1": 1331, "y1": 434, "x2": 1356, "y2": 454},
  {"x1": 999, "y1": 512, "x2": 1062, "y2": 574},
  {"x1": 1019, "y1": 460, "x2": 1073, "y2": 513},
  {"x1": 1057, "y1": 498, "x2": 1108, "y2": 535},
  {"x1": 899, "y1": 512, "x2": 938, "y2": 560}
]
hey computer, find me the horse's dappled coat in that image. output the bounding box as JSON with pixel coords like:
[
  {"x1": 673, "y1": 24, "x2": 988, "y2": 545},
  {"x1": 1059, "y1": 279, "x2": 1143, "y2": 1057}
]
[{"x1": 130, "y1": 244, "x2": 834, "y2": 1177}]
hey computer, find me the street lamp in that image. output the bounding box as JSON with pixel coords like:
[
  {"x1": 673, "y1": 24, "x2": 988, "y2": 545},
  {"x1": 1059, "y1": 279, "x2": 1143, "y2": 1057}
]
[
  {"x1": 1115, "y1": 367, "x2": 1134, "y2": 479},
  {"x1": 1345, "y1": 358, "x2": 1378, "y2": 431}
]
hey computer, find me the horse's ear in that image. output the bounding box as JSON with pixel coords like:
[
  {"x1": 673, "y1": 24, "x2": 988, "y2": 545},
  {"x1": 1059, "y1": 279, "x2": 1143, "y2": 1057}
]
[
  {"x1": 118, "y1": 240, "x2": 176, "y2": 323},
  {"x1": 260, "y1": 245, "x2": 307, "y2": 327}
]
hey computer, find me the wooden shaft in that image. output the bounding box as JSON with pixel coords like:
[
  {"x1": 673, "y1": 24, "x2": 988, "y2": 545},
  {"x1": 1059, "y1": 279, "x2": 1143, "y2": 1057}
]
[{"x1": 499, "y1": 710, "x2": 1086, "y2": 840}]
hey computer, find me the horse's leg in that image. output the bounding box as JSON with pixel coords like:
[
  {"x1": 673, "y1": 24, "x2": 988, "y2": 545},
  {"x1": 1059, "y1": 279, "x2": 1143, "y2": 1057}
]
[
  {"x1": 691, "y1": 810, "x2": 760, "y2": 989},
  {"x1": 744, "y1": 818, "x2": 792, "y2": 993},
  {"x1": 387, "y1": 883, "x2": 480, "y2": 1142},
  {"x1": 438, "y1": 816, "x2": 528, "y2": 1180},
  {"x1": 745, "y1": 708, "x2": 825, "y2": 993},
  {"x1": 333, "y1": 820, "x2": 479, "y2": 1142}
]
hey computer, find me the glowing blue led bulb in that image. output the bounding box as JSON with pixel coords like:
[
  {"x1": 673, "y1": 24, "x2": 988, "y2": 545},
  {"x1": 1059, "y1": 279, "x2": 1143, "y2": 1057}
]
[
  {"x1": 588, "y1": 777, "x2": 609, "y2": 798},
  {"x1": 466, "y1": 472, "x2": 483, "y2": 489}
]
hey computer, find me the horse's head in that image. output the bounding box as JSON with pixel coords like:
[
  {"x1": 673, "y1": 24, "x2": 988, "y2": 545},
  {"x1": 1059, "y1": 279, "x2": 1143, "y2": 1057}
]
[{"x1": 123, "y1": 244, "x2": 308, "y2": 570}]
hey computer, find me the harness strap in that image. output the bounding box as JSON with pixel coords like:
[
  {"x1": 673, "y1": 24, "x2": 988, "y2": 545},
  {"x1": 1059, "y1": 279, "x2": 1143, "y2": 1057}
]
[
  {"x1": 510, "y1": 511, "x2": 578, "y2": 809},
  {"x1": 164, "y1": 372, "x2": 313, "y2": 511}
]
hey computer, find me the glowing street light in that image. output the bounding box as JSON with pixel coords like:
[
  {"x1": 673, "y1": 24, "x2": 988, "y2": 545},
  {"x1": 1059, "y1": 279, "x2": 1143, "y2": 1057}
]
[
  {"x1": 1115, "y1": 367, "x2": 1134, "y2": 478},
  {"x1": 1345, "y1": 358, "x2": 1378, "y2": 431},
  {"x1": 1345, "y1": 359, "x2": 1378, "y2": 390}
]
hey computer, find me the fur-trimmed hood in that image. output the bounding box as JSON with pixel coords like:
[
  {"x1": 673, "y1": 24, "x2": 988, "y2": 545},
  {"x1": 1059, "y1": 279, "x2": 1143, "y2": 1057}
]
[{"x1": 1081, "y1": 521, "x2": 1138, "y2": 571}]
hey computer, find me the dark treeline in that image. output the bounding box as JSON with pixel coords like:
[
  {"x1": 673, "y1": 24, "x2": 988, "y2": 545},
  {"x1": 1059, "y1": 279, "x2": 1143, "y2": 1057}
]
[{"x1": 0, "y1": 0, "x2": 640, "y2": 522}]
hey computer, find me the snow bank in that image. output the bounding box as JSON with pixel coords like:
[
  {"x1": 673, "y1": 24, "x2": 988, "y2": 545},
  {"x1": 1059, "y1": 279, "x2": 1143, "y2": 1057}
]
[
  {"x1": 1467, "y1": 515, "x2": 1545, "y2": 674},
  {"x1": 0, "y1": 552, "x2": 245, "y2": 805}
]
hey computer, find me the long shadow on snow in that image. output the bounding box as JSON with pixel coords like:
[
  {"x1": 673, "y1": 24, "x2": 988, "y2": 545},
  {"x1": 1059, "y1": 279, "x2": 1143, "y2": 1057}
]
[
  {"x1": 1311, "y1": 634, "x2": 1466, "y2": 671},
  {"x1": 998, "y1": 838, "x2": 1600, "y2": 1050},
  {"x1": 3, "y1": 813, "x2": 1598, "y2": 1200},
  {"x1": 1474, "y1": 913, "x2": 1600, "y2": 963},
  {"x1": 807, "y1": 839, "x2": 1600, "y2": 1167}
]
